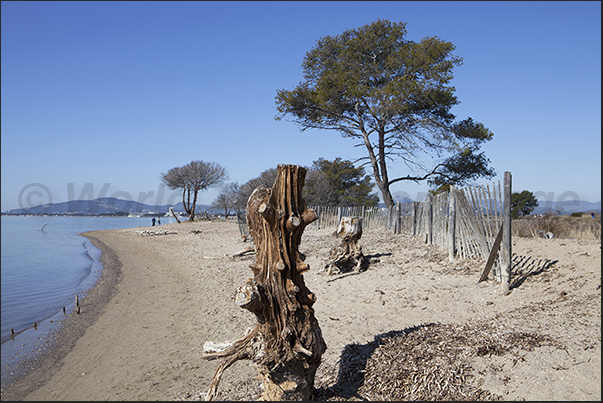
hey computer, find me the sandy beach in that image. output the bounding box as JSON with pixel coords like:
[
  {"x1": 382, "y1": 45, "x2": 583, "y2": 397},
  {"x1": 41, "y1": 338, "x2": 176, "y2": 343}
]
[{"x1": 1, "y1": 219, "x2": 600, "y2": 401}]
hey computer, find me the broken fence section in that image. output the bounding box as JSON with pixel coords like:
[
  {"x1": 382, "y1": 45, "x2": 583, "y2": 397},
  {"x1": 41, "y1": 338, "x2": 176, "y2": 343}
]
[{"x1": 235, "y1": 172, "x2": 513, "y2": 288}]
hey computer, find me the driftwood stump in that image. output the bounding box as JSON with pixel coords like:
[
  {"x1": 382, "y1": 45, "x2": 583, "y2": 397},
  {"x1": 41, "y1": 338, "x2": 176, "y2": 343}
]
[
  {"x1": 324, "y1": 216, "x2": 367, "y2": 275},
  {"x1": 201, "y1": 164, "x2": 326, "y2": 401}
]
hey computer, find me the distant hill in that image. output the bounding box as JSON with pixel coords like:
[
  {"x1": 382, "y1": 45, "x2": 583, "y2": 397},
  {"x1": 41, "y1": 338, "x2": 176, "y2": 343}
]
[
  {"x1": 387, "y1": 191, "x2": 600, "y2": 215},
  {"x1": 532, "y1": 200, "x2": 601, "y2": 215},
  {"x1": 2, "y1": 197, "x2": 220, "y2": 216},
  {"x1": 4, "y1": 195, "x2": 599, "y2": 217},
  {"x1": 393, "y1": 194, "x2": 414, "y2": 204}
]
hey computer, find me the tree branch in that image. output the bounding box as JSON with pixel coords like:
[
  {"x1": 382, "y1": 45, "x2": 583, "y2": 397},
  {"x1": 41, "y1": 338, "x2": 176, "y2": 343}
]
[{"x1": 387, "y1": 162, "x2": 453, "y2": 186}]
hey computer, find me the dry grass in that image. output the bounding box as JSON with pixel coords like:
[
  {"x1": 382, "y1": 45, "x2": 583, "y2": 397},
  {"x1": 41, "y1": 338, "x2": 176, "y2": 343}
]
[{"x1": 512, "y1": 215, "x2": 601, "y2": 240}]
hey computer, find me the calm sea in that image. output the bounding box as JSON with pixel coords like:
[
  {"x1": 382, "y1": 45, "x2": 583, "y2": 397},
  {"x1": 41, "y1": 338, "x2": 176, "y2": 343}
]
[{"x1": 0, "y1": 215, "x2": 178, "y2": 387}]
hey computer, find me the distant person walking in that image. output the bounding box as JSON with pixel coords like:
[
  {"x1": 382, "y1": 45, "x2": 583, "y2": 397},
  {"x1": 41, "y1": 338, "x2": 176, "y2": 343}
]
[
  {"x1": 152, "y1": 217, "x2": 156, "y2": 226},
  {"x1": 157, "y1": 217, "x2": 161, "y2": 225}
]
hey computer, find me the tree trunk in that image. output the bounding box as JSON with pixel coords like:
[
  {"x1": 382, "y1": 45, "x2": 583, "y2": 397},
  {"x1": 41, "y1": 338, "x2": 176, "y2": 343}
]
[
  {"x1": 361, "y1": 129, "x2": 395, "y2": 209},
  {"x1": 201, "y1": 164, "x2": 326, "y2": 401},
  {"x1": 191, "y1": 187, "x2": 199, "y2": 221},
  {"x1": 183, "y1": 188, "x2": 195, "y2": 221},
  {"x1": 324, "y1": 216, "x2": 367, "y2": 275},
  {"x1": 378, "y1": 181, "x2": 394, "y2": 209}
]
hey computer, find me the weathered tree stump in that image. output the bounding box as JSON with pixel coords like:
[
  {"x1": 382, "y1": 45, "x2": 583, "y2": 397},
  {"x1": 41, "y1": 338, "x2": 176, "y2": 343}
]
[
  {"x1": 201, "y1": 164, "x2": 326, "y2": 401},
  {"x1": 324, "y1": 216, "x2": 367, "y2": 275}
]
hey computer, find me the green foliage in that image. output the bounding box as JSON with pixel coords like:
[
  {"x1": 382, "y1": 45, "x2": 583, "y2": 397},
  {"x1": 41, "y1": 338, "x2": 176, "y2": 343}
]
[
  {"x1": 303, "y1": 158, "x2": 379, "y2": 207},
  {"x1": 427, "y1": 146, "x2": 496, "y2": 189},
  {"x1": 275, "y1": 19, "x2": 494, "y2": 208},
  {"x1": 510, "y1": 190, "x2": 539, "y2": 219},
  {"x1": 236, "y1": 161, "x2": 378, "y2": 210},
  {"x1": 570, "y1": 212, "x2": 584, "y2": 217}
]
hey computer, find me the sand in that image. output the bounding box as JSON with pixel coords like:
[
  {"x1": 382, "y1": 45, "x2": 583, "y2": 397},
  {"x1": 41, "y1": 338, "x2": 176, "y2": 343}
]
[{"x1": 0, "y1": 219, "x2": 600, "y2": 401}]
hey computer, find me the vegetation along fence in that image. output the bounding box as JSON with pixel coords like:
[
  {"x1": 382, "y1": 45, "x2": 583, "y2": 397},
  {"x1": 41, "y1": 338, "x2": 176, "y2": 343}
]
[{"x1": 236, "y1": 172, "x2": 513, "y2": 293}]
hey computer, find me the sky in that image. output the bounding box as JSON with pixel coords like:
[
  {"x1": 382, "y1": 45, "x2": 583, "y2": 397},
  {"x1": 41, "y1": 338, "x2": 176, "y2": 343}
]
[{"x1": 1, "y1": 1, "x2": 601, "y2": 212}]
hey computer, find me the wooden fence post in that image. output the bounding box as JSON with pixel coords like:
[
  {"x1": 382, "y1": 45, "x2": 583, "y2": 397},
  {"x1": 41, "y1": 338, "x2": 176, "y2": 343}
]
[
  {"x1": 448, "y1": 187, "x2": 456, "y2": 262},
  {"x1": 411, "y1": 202, "x2": 418, "y2": 236},
  {"x1": 426, "y1": 195, "x2": 433, "y2": 244},
  {"x1": 395, "y1": 202, "x2": 401, "y2": 234},
  {"x1": 501, "y1": 171, "x2": 512, "y2": 295}
]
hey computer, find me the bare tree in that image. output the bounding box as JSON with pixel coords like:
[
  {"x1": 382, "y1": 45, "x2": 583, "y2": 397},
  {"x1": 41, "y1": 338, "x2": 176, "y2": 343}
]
[
  {"x1": 236, "y1": 167, "x2": 279, "y2": 212},
  {"x1": 212, "y1": 182, "x2": 240, "y2": 219},
  {"x1": 161, "y1": 160, "x2": 227, "y2": 221}
]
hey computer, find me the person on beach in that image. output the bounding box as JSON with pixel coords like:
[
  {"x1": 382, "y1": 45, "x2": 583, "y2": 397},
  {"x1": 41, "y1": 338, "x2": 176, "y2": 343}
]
[
  {"x1": 152, "y1": 217, "x2": 156, "y2": 226},
  {"x1": 157, "y1": 217, "x2": 161, "y2": 225}
]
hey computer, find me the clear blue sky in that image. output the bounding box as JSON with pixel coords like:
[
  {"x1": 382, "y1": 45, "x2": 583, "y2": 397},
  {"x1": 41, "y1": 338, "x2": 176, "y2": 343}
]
[{"x1": 2, "y1": 1, "x2": 601, "y2": 212}]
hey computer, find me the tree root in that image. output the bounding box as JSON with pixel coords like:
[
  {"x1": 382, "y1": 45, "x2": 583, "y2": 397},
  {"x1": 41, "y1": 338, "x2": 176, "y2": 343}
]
[{"x1": 201, "y1": 327, "x2": 260, "y2": 401}]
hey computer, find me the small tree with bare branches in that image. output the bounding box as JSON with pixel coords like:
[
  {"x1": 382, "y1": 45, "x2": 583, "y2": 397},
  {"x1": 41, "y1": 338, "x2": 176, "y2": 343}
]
[
  {"x1": 161, "y1": 160, "x2": 227, "y2": 221},
  {"x1": 212, "y1": 182, "x2": 241, "y2": 219}
]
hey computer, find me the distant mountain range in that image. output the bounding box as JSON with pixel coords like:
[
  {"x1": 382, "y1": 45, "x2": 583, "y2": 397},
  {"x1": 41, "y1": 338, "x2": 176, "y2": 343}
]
[
  {"x1": 390, "y1": 192, "x2": 600, "y2": 215},
  {"x1": 1, "y1": 197, "x2": 220, "y2": 216},
  {"x1": 3, "y1": 195, "x2": 600, "y2": 216},
  {"x1": 530, "y1": 200, "x2": 600, "y2": 215}
]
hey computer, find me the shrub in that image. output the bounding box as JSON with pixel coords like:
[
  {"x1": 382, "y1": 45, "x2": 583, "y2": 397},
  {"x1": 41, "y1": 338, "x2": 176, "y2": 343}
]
[{"x1": 512, "y1": 215, "x2": 601, "y2": 240}]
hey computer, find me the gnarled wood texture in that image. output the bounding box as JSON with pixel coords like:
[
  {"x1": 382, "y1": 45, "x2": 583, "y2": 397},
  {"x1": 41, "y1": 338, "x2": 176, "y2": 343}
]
[
  {"x1": 324, "y1": 216, "x2": 367, "y2": 275},
  {"x1": 201, "y1": 164, "x2": 325, "y2": 401}
]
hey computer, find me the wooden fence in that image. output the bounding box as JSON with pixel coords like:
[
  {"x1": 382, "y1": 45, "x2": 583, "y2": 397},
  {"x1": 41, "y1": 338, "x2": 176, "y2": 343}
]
[{"x1": 236, "y1": 172, "x2": 513, "y2": 292}]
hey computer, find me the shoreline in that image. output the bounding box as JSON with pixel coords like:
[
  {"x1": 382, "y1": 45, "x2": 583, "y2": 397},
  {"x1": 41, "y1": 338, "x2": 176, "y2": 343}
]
[
  {"x1": 1, "y1": 220, "x2": 600, "y2": 401},
  {"x1": 1, "y1": 232, "x2": 124, "y2": 400},
  {"x1": 0, "y1": 221, "x2": 260, "y2": 401}
]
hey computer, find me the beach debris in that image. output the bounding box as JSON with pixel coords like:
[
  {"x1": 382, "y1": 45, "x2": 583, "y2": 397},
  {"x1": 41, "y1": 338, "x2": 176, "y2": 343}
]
[
  {"x1": 138, "y1": 229, "x2": 178, "y2": 237},
  {"x1": 231, "y1": 245, "x2": 255, "y2": 257},
  {"x1": 537, "y1": 230, "x2": 554, "y2": 239},
  {"x1": 201, "y1": 164, "x2": 325, "y2": 401},
  {"x1": 314, "y1": 318, "x2": 564, "y2": 401},
  {"x1": 169, "y1": 207, "x2": 181, "y2": 223}
]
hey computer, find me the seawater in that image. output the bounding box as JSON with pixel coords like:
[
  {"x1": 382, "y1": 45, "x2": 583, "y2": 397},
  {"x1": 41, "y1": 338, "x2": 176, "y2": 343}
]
[{"x1": 0, "y1": 215, "x2": 178, "y2": 387}]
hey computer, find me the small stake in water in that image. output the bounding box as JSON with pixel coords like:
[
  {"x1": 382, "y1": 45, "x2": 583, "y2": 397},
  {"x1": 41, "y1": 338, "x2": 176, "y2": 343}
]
[{"x1": 75, "y1": 294, "x2": 80, "y2": 314}]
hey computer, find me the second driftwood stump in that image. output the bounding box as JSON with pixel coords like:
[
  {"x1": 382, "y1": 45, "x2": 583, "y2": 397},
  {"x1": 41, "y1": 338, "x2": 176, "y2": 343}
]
[
  {"x1": 201, "y1": 164, "x2": 326, "y2": 401},
  {"x1": 324, "y1": 216, "x2": 367, "y2": 275}
]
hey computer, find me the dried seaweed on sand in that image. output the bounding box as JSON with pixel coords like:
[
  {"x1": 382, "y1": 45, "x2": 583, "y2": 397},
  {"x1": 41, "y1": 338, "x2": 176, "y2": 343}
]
[{"x1": 315, "y1": 320, "x2": 563, "y2": 401}]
